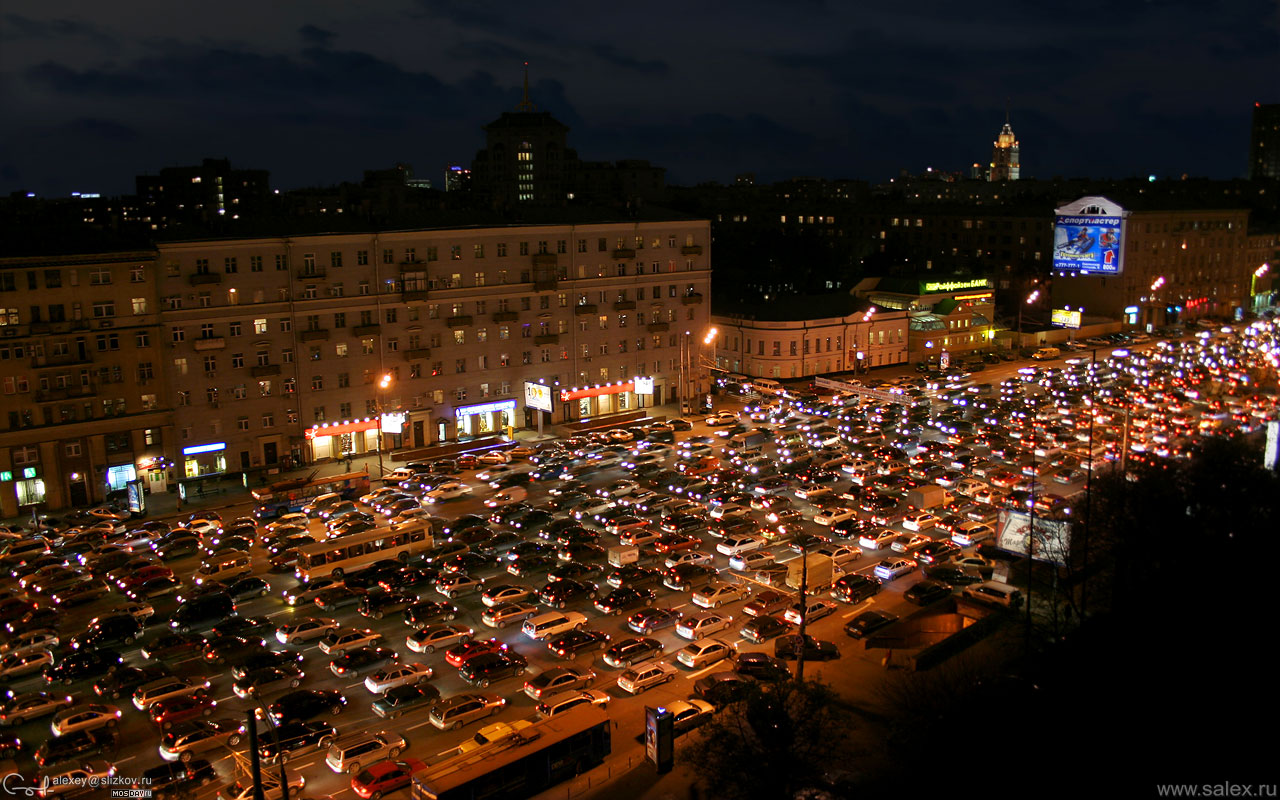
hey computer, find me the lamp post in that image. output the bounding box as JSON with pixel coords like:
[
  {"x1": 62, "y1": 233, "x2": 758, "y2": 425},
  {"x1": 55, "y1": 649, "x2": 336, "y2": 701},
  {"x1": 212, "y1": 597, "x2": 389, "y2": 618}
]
[
  {"x1": 1149, "y1": 276, "x2": 1166, "y2": 328},
  {"x1": 376, "y1": 373, "x2": 391, "y2": 478},
  {"x1": 1252, "y1": 263, "x2": 1270, "y2": 314},
  {"x1": 703, "y1": 327, "x2": 718, "y2": 400},
  {"x1": 1018, "y1": 287, "x2": 1040, "y2": 339},
  {"x1": 858, "y1": 307, "x2": 875, "y2": 373}
]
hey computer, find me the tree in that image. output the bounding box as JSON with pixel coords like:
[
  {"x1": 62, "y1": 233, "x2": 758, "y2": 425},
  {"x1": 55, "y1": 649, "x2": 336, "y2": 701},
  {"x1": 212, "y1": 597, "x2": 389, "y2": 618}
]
[{"x1": 683, "y1": 680, "x2": 852, "y2": 800}]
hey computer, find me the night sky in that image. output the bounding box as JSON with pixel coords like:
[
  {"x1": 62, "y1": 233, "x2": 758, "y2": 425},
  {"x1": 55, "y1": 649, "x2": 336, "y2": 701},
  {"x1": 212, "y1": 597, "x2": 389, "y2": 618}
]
[{"x1": 2, "y1": 0, "x2": 1277, "y2": 197}]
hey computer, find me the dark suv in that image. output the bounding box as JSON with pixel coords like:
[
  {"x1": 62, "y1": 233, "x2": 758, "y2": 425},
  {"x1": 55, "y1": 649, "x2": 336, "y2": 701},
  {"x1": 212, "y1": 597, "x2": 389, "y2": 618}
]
[
  {"x1": 258, "y1": 720, "x2": 337, "y2": 764},
  {"x1": 458, "y1": 652, "x2": 528, "y2": 688}
]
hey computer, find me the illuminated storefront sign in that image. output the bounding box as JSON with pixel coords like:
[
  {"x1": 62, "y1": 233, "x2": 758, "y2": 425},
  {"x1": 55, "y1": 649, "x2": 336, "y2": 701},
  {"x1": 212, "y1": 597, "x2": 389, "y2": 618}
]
[
  {"x1": 454, "y1": 399, "x2": 518, "y2": 418},
  {"x1": 921, "y1": 279, "x2": 991, "y2": 293},
  {"x1": 305, "y1": 419, "x2": 379, "y2": 440},
  {"x1": 560, "y1": 381, "x2": 636, "y2": 402},
  {"x1": 182, "y1": 442, "x2": 227, "y2": 455},
  {"x1": 380, "y1": 412, "x2": 406, "y2": 435},
  {"x1": 633, "y1": 376, "x2": 655, "y2": 395}
]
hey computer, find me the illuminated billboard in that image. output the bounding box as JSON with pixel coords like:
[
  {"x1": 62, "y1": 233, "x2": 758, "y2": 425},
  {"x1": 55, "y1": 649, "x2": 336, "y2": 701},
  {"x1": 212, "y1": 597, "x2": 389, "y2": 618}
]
[
  {"x1": 997, "y1": 510, "x2": 1071, "y2": 565},
  {"x1": 1052, "y1": 196, "x2": 1129, "y2": 275},
  {"x1": 524, "y1": 382, "x2": 554, "y2": 413},
  {"x1": 1051, "y1": 308, "x2": 1082, "y2": 328}
]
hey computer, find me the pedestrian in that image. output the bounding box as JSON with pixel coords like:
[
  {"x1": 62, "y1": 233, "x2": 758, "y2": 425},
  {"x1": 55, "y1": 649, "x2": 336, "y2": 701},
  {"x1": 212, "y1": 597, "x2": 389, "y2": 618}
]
[{"x1": 344, "y1": 454, "x2": 353, "y2": 471}]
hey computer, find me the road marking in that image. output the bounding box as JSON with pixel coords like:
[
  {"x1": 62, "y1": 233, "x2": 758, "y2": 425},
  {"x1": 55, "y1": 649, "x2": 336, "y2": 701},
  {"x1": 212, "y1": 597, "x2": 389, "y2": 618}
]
[
  {"x1": 345, "y1": 681, "x2": 365, "y2": 689},
  {"x1": 406, "y1": 717, "x2": 437, "y2": 731},
  {"x1": 267, "y1": 609, "x2": 293, "y2": 618},
  {"x1": 841, "y1": 600, "x2": 874, "y2": 618},
  {"x1": 685, "y1": 662, "x2": 727, "y2": 679},
  {"x1": 215, "y1": 695, "x2": 236, "y2": 703},
  {"x1": 114, "y1": 756, "x2": 135, "y2": 766}
]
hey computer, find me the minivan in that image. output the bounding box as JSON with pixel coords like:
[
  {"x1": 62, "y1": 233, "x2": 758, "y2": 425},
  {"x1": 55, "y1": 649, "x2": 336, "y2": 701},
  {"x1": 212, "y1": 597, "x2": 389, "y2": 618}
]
[
  {"x1": 521, "y1": 611, "x2": 587, "y2": 640},
  {"x1": 1031, "y1": 347, "x2": 1061, "y2": 361},
  {"x1": 194, "y1": 553, "x2": 252, "y2": 585},
  {"x1": 751, "y1": 378, "x2": 784, "y2": 397},
  {"x1": 962, "y1": 581, "x2": 1023, "y2": 609},
  {"x1": 323, "y1": 730, "x2": 405, "y2": 774}
]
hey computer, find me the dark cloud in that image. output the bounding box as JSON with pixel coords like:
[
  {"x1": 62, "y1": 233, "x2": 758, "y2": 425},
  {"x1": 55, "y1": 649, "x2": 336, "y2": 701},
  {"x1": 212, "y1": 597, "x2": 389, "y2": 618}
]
[
  {"x1": 298, "y1": 24, "x2": 335, "y2": 48},
  {"x1": 63, "y1": 117, "x2": 140, "y2": 142},
  {"x1": 588, "y1": 45, "x2": 668, "y2": 76},
  {"x1": 2, "y1": 13, "x2": 113, "y2": 44},
  {"x1": 446, "y1": 39, "x2": 532, "y2": 64}
]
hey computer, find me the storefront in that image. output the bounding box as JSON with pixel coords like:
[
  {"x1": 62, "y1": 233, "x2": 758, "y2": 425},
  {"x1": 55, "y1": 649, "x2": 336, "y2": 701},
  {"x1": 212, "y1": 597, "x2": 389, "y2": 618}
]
[
  {"x1": 559, "y1": 379, "x2": 651, "y2": 422},
  {"x1": 182, "y1": 442, "x2": 228, "y2": 479},
  {"x1": 106, "y1": 463, "x2": 136, "y2": 493},
  {"x1": 2, "y1": 467, "x2": 45, "y2": 510},
  {"x1": 305, "y1": 418, "x2": 381, "y2": 461},
  {"x1": 137, "y1": 456, "x2": 173, "y2": 495},
  {"x1": 455, "y1": 399, "x2": 517, "y2": 438}
]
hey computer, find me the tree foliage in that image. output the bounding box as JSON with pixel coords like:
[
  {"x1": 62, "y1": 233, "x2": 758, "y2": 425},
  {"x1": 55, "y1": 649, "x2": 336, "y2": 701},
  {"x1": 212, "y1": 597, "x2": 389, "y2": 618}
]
[{"x1": 682, "y1": 679, "x2": 851, "y2": 800}]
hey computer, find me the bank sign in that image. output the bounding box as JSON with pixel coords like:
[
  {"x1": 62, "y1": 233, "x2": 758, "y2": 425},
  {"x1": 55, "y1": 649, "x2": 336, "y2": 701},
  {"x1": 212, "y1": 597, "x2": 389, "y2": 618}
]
[{"x1": 1053, "y1": 214, "x2": 1124, "y2": 275}]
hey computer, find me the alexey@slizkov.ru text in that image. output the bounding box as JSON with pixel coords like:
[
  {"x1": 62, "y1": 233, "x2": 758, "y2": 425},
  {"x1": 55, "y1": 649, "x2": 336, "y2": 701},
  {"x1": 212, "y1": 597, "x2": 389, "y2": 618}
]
[{"x1": 3, "y1": 772, "x2": 152, "y2": 798}]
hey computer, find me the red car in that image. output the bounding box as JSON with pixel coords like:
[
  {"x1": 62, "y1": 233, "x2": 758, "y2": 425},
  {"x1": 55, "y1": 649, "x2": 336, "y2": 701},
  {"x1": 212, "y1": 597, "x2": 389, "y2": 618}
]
[
  {"x1": 119, "y1": 565, "x2": 175, "y2": 591},
  {"x1": 149, "y1": 691, "x2": 217, "y2": 729},
  {"x1": 351, "y1": 758, "x2": 427, "y2": 799},
  {"x1": 455, "y1": 454, "x2": 479, "y2": 470},
  {"x1": 444, "y1": 638, "x2": 509, "y2": 669},
  {"x1": 652, "y1": 535, "x2": 700, "y2": 555}
]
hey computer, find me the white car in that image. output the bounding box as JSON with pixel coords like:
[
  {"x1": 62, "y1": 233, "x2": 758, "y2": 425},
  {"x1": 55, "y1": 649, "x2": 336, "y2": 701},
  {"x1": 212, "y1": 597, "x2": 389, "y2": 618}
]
[
  {"x1": 901, "y1": 512, "x2": 938, "y2": 531},
  {"x1": 216, "y1": 774, "x2": 306, "y2": 800},
  {"x1": 676, "y1": 637, "x2": 737, "y2": 669},
  {"x1": 364, "y1": 662, "x2": 435, "y2": 694},
  {"x1": 794, "y1": 484, "x2": 834, "y2": 501},
  {"x1": 600, "y1": 480, "x2": 639, "y2": 498},
  {"x1": 952, "y1": 522, "x2": 995, "y2": 547},
  {"x1": 891, "y1": 533, "x2": 930, "y2": 554},
  {"x1": 0, "y1": 629, "x2": 59, "y2": 657},
  {"x1": 708, "y1": 504, "x2": 750, "y2": 520},
  {"x1": 858, "y1": 528, "x2": 899, "y2": 550},
  {"x1": 424, "y1": 482, "x2": 471, "y2": 503},
  {"x1": 0, "y1": 649, "x2": 54, "y2": 679},
  {"x1": 34, "y1": 761, "x2": 117, "y2": 799},
  {"x1": 716, "y1": 535, "x2": 767, "y2": 557},
  {"x1": 812, "y1": 505, "x2": 857, "y2": 526},
  {"x1": 276, "y1": 617, "x2": 340, "y2": 646},
  {"x1": 476, "y1": 465, "x2": 519, "y2": 482},
  {"x1": 484, "y1": 488, "x2": 528, "y2": 508},
  {"x1": 107, "y1": 602, "x2": 156, "y2": 624},
  {"x1": 873, "y1": 558, "x2": 918, "y2": 583},
  {"x1": 691, "y1": 582, "x2": 751, "y2": 609},
  {"x1": 50, "y1": 703, "x2": 122, "y2": 736},
  {"x1": 813, "y1": 544, "x2": 860, "y2": 567},
  {"x1": 478, "y1": 450, "x2": 513, "y2": 465},
  {"x1": 664, "y1": 551, "x2": 714, "y2": 569},
  {"x1": 728, "y1": 550, "x2": 775, "y2": 572},
  {"x1": 705, "y1": 411, "x2": 738, "y2": 426},
  {"x1": 266, "y1": 513, "x2": 310, "y2": 531},
  {"x1": 954, "y1": 478, "x2": 988, "y2": 498},
  {"x1": 783, "y1": 599, "x2": 838, "y2": 625},
  {"x1": 675, "y1": 611, "x2": 733, "y2": 640}
]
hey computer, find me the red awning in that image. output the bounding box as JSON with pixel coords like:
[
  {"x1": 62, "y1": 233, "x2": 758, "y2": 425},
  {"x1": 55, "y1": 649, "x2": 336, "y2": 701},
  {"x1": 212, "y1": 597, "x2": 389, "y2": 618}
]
[
  {"x1": 305, "y1": 419, "x2": 379, "y2": 440},
  {"x1": 560, "y1": 382, "x2": 636, "y2": 402}
]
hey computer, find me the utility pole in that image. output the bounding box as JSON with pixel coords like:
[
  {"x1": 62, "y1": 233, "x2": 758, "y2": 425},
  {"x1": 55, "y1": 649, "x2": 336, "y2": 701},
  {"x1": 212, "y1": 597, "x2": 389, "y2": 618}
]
[
  {"x1": 247, "y1": 710, "x2": 265, "y2": 800},
  {"x1": 795, "y1": 541, "x2": 809, "y2": 682}
]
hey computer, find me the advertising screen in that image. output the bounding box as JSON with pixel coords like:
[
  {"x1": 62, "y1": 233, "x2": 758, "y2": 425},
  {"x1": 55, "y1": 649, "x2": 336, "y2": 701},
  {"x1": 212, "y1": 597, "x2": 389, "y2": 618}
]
[
  {"x1": 524, "y1": 382, "x2": 553, "y2": 413},
  {"x1": 1051, "y1": 308, "x2": 1083, "y2": 328},
  {"x1": 1053, "y1": 215, "x2": 1123, "y2": 274},
  {"x1": 997, "y1": 510, "x2": 1071, "y2": 565}
]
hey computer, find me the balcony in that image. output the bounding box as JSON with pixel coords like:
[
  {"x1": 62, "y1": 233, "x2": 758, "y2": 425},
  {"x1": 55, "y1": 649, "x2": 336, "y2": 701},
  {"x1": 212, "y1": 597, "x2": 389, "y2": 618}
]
[
  {"x1": 534, "y1": 334, "x2": 559, "y2": 346},
  {"x1": 446, "y1": 315, "x2": 473, "y2": 328},
  {"x1": 492, "y1": 311, "x2": 519, "y2": 323},
  {"x1": 680, "y1": 293, "x2": 704, "y2": 306},
  {"x1": 646, "y1": 322, "x2": 670, "y2": 333},
  {"x1": 612, "y1": 248, "x2": 636, "y2": 260},
  {"x1": 35, "y1": 384, "x2": 96, "y2": 403},
  {"x1": 404, "y1": 347, "x2": 431, "y2": 361},
  {"x1": 299, "y1": 329, "x2": 330, "y2": 342},
  {"x1": 32, "y1": 353, "x2": 93, "y2": 369},
  {"x1": 574, "y1": 305, "x2": 598, "y2": 316},
  {"x1": 402, "y1": 289, "x2": 429, "y2": 301},
  {"x1": 188, "y1": 273, "x2": 222, "y2": 286},
  {"x1": 533, "y1": 278, "x2": 558, "y2": 292},
  {"x1": 681, "y1": 245, "x2": 703, "y2": 256},
  {"x1": 250, "y1": 364, "x2": 281, "y2": 377},
  {"x1": 193, "y1": 337, "x2": 227, "y2": 351},
  {"x1": 612, "y1": 300, "x2": 636, "y2": 311},
  {"x1": 353, "y1": 324, "x2": 382, "y2": 336},
  {"x1": 297, "y1": 269, "x2": 327, "y2": 280}
]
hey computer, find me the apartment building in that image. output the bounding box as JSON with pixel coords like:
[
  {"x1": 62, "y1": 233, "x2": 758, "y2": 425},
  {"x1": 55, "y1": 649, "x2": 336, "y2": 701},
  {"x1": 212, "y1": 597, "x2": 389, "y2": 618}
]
[{"x1": 157, "y1": 220, "x2": 711, "y2": 481}]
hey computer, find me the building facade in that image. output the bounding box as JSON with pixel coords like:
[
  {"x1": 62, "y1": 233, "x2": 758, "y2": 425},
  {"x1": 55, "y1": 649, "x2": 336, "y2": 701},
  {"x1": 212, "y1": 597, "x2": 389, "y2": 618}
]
[
  {"x1": 1250, "y1": 103, "x2": 1280, "y2": 182},
  {"x1": 0, "y1": 251, "x2": 173, "y2": 518},
  {"x1": 856, "y1": 276, "x2": 997, "y2": 363},
  {"x1": 989, "y1": 121, "x2": 1021, "y2": 182}
]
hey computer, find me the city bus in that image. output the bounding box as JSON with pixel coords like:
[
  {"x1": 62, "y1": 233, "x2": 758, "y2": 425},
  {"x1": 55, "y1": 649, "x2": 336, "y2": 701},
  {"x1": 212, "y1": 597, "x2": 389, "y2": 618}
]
[
  {"x1": 410, "y1": 705, "x2": 610, "y2": 800},
  {"x1": 251, "y1": 470, "x2": 370, "y2": 519},
  {"x1": 293, "y1": 522, "x2": 433, "y2": 582}
]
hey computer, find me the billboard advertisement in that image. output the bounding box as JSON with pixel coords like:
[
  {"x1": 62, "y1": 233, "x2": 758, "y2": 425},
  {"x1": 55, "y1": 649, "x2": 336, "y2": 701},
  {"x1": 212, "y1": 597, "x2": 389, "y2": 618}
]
[
  {"x1": 1051, "y1": 308, "x2": 1082, "y2": 328},
  {"x1": 997, "y1": 510, "x2": 1071, "y2": 565},
  {"x1": 1053, "y1": 215, "x2": 1123, "y2": 274},
  {"x1": 524, "y1": 382, "x2": 553, "y2": 413}
]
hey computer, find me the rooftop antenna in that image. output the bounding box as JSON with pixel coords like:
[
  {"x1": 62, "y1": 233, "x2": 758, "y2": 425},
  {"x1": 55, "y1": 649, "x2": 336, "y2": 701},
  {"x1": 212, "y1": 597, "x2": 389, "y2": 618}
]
[
  {"x1": 517, "y1": 62, "x2": 535, "y2": 112},
  {"x1": 1005, "y1": 97, "x2": 1011, "y2": 125}
]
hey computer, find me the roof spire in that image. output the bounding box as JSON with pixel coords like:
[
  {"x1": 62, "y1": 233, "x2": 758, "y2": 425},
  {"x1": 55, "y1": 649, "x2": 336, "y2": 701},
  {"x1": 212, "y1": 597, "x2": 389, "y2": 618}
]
[
  {"x1": 517, "y1": 62, "x2": 535, "y2": 112},
  {"x1": 1005, "y1": 97, "x2": 1011, "y2": 125}
]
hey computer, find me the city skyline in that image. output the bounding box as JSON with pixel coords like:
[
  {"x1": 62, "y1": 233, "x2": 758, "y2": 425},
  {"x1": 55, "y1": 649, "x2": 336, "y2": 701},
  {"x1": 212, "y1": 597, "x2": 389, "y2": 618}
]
[{"x1": 2, "y1": 0, "x2": 1277, "y2": 197}]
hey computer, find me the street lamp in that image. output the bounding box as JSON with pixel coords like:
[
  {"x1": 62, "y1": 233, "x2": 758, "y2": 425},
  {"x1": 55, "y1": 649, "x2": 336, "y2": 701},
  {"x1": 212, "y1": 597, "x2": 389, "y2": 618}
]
[
  {"x1": 703, "y1": 327, "x2": 719, "y2": 390},
  {"x1": 858, "y1": 307, "x2": 875, "y2": 373},
  {"x1": 1253, "y1": 263, "x2": 1270, "y2": 312},
  {"x1": 1149, "y1": 276, "x2": 1166, "y2": 328},
  {"x1": 376, "y1": 373, "x2": 391, "y2": 478}
]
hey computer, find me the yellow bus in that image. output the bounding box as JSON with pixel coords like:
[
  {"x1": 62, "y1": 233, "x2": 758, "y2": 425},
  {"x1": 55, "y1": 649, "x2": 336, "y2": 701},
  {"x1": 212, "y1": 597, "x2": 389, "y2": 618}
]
[{"x1": 294, "y1": 523, "x2": 433, "y2": 582}]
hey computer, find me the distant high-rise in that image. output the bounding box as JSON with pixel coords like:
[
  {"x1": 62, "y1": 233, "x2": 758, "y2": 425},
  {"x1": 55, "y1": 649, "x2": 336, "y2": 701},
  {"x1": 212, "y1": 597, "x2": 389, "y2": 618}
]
[
  {"x1": 988, "y1": 116, "x2": 1021, "y2": 182},
  {"x1": 135, "y1": 157, "x2": 270, "y2": 227},
  {"x1": 470, "y1": 65, "x2": 572, "y2": 207},
  {"x1": 444, "y1": 165, "x2": 471, "y2": 192},
  {"x1": 1250, "y1": 103, "x2": 1280, "y2": 181}
]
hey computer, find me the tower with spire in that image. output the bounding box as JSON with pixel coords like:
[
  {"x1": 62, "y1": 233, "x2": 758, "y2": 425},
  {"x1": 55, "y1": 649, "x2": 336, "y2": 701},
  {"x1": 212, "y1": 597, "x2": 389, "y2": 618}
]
[
  {"x1": 470, "y1": 63, "x2": 572, "y2": 208},
  {"x1": 988, "y1": 107, "x2": 1021, "y2": 182}
]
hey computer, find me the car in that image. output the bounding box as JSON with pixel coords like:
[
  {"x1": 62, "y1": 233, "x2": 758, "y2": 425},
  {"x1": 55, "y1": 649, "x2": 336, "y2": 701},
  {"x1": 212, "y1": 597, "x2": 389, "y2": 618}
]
[
  {"x1": 150, "y1": 693, "x2": 219, "y2": 729},
  {"x1": 0, "y1": 648, "x2": 54, "y2": 679},
  {"x1": 676, "y1": 611, "x2": 734, "y2": 640},
  {"x1": 901, "y1": 511, "x2": 938, "y2": 532},
  {"x1": 216, "y1": 774, "x2": 306, "y2": 800},
  {"x1": 203, "y1": 634, "x2": 269, "y2": 666},
  {"x1": 276, "y1": 617, "x2": 341, "y2": 646},
  {"x1": 33, "y1": 727, "x2": 119, "y2": 767},
  {"x1": 858, "y1": 528, "x2": 899, "y2": 550},
  {"x1": 265, "y1": 689, "x2": 348, "y2": 725},
  {"x1": 0, "y1": 690, "x2": 75, "y2": 726},
  {"x1": 663, "y1": 550, "x2": 715, "y2": 569},
  {"x1": 831, "y1": 574, "x2": 881, "y2": 604},
  {"x1": 257, "y1": 720, "x2": 338, "y2": 765},
  {"x1": 691, "y1": 581, "x2": 751, "y2": 609},
  {"x1": 715, "y1": 534, "x2": 768, "y2": 557},
  {"x1": 318, "y1": 627, "x2": 384, "y2": 656},
  {"x1": 593, "y1": 586, "x2": 657, "y2": 615},
  {"x1": 406, "y1": 623, "x2": 475, "y2": 654},
  {"x1": 616, "y1": 660, "x2": 679, "y2": 694},
  {"x1": 890, "y1": 533, "x2": 930, "y2": 554},
  {"x1": 480, "y1": 601, "x2": 539, "y2": 629},
  {"x1": 481, "y1": 583, "x2": 534, "y2": 608},
  {"x1": 546, "y1": 628, "x2": 611, "y2": 659},
  {"x1": 50, "y1": 702, "x2": 122, "y2": 736},
  {"x1": 676, "y1": 637, "x2": 737, "y2": 669},
  {"x1": 137, "y1": 759, "x2": 219, "y2": 799},
  {"x1": 812, "y1": 505, "x2": 857, "y2": 526},
  {"x1": 458, "y1": 651, "x2": 529, "y2": 688},
  {"x1": 158, "y1": 718, "x2": 246, "y2": 763},
  {"x1": 626, "y1": 607, "x2": 683, "y2": 635},
  {"x1": 329, "y1": 646, "x2": 400, "y2": 677},
  {"x1": 32, "y1": 759, "x2": 118, "y2": 798},
  {"x1": 428, "y1": 692, "x2": 507, "y2": 730},
  {"x1": 922, "y1": 565, "x2": 987, "y2": 586},
  {"x1": 905, "y1": 579, "x2": 954, "y2": 605},
  {"x1": 663, "y1": 563, "x2": 717, "y2": 591},
  {"x1": 350, "y1": 758, "x2": 428, "y2": 800},
  {"x1": 403, "y1": 600, "x2": 461, "y2": 627},
  {"x1": 602, "y1": 637, "x2": 664, "y2": 668},
  {"x1": 359, "y1": 592, "x2": 419, "y2": 620},
  {"x1": 663, "y1": 699, "x2": 716, "y2": 733},
  {"x1": 229, "y1": 650, "x2": 304, "y2": 681},
  {"x1": 739, "y1": 614, "x2": 790, "y2": 644},
  {"x1": 364, "y1": 662, "x2": 435, "y2": 694},
  {"x1": 232, "y1": 664, "x2": 305, "y2": 699},
  {"x1": 783, "y1": 598, "x2": 838, "y2": 625},
  {"x1": 844, "y1": 609, "x2": 900, "y2": 639},
  {"x1": 774, "y1": 633, "x2": 840, "y2": 661},
  {"x1": 606, "y1": 565, "x2": 664, "y2": 589},
  {"x1": 141, "y1": 633, "x2": 207, "y2": 662},
  {"x1": 520, "y1": 611, "x2": 588, "y2": 641},
  {"x1": 444, "y1": 638, "x2": 510, "y2": 669},
  {"x1": 370, "y1": 684, "x2": 442, "y2": 720},
  {"x1": 915, "y1": 540, "x2": 962, "y2": 564},
  {"x1": 523, "y1": 665, "x2": 597, "y2": 700},
  {"x1": 874, "y1": 558, "x2": 918, "y2": 583},
  {"x1": 733, "y1": 652, "x2": 791, "y2": 681}
]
